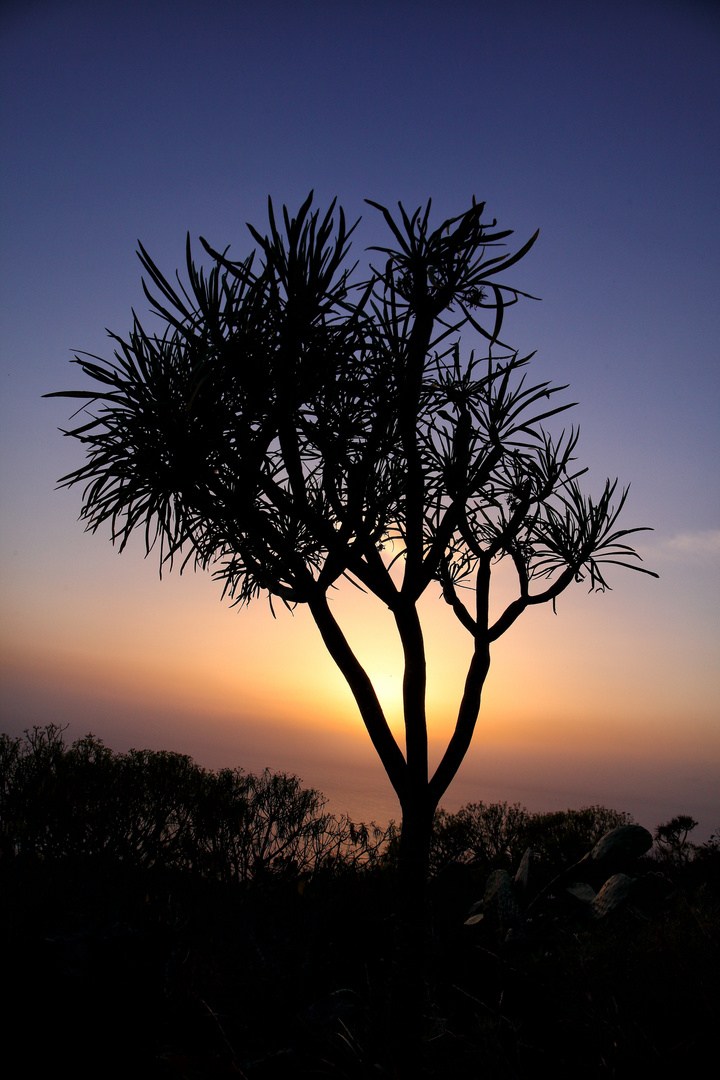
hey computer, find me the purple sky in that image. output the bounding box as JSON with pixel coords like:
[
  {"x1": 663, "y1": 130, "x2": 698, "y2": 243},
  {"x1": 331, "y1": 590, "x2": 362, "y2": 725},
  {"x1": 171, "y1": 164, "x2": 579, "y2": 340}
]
[{"x1": 1, "y1": 0, "x2": 718, "y2": 835}]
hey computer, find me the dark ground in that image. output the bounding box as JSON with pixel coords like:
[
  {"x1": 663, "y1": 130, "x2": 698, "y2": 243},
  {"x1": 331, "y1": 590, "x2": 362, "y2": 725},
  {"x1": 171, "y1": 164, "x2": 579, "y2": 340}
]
[{"x1": 4, "y1": 849, "x2": 719, "y2": 1078}]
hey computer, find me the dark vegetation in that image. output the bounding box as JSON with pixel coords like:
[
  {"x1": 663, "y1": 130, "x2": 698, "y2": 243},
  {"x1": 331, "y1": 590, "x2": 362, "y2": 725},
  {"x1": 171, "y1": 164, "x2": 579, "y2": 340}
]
[{"x1": 3, "y1": 725, "x2": 718, "y2": 1078}]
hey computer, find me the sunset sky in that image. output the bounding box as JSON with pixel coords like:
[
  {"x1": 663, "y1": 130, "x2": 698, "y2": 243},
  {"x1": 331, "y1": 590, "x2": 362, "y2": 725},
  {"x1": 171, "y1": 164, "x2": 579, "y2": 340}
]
[{"x1": 1, "y1": 0, "x2": 718, "y2": 836}]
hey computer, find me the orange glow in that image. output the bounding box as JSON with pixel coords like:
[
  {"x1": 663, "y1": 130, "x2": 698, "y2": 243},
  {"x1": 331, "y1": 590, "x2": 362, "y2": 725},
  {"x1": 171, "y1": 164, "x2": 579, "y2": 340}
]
[{"x1": 2, "y1": 528, "x2": 718, "y2": 839}]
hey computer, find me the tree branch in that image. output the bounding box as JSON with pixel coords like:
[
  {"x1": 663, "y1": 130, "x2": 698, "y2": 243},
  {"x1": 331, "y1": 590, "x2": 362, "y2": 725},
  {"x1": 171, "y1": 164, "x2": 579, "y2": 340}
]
[
  {"x1": 429, "y1": 555, "x2": 491, "y2": 804},
  {"x1": 307, "y1": 593, "x2": 407, "y2": 798},
  {"x1": 393, "y1": 599, "x2": 429, "y2": 790}
]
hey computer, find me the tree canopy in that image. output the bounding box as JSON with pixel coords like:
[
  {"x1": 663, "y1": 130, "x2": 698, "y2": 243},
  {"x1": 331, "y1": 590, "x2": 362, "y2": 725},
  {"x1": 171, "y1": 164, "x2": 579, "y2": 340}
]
[{"x1": 48, "y1": 194, "x2": 656, "y2": 885}]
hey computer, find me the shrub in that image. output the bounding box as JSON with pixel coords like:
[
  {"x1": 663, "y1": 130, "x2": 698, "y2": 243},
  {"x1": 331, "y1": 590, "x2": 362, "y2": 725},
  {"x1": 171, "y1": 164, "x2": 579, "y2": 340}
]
[
  {"x1": 0, "y1": 724, "x2": 391, "y2": 883},
  {"x1": 429, "y1": 801, "x2": 531, "y2": 874}
]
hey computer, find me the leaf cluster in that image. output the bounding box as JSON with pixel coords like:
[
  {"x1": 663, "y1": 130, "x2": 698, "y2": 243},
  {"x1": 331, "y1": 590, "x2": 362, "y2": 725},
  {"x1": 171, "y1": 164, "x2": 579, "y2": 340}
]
[{"x1": 47, "y1": 194, "x2": 656, "y2": 632}]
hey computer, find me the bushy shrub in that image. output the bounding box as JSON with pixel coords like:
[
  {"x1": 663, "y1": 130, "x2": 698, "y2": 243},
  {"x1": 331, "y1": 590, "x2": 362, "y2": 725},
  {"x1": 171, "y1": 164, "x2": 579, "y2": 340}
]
[
  {"x1": 523, "y1": 804, "x2": 634, "y2": 874},
  {"x1": 428, "y1": 801, "x2": 634, "y2": 881},
  {"x1": 430, "y1": 801, "x2": 531, "y2": 874},
  {"x1": 0, "y1": 724, "x2": 392, "y2": 883}
]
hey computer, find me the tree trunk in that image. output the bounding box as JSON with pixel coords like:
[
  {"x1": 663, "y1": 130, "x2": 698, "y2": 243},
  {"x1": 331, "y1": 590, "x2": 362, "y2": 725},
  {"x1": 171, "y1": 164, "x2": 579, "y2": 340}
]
[
  {"x1": 384, "y1": 790, "x2": 436, "y2": 1073},
  {"x1": 397, "y1": 791, "x2": 435, "y2": 905}
]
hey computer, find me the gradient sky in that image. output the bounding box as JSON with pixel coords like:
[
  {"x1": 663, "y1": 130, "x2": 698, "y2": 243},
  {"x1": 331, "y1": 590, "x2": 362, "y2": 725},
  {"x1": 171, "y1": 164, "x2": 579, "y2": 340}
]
[{"x1": 1, "y1": 0, "x2": 718, "y2": 837}]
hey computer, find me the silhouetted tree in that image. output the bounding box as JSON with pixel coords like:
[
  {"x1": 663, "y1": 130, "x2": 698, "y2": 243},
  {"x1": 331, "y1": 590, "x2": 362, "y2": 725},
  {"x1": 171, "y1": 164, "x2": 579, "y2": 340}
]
[
  {"x1": 47, "y1": 194, "x2": 656, "y2": 899},
  {"x1": 655, "y1": 814, "x2": 699, "y2": 867}
]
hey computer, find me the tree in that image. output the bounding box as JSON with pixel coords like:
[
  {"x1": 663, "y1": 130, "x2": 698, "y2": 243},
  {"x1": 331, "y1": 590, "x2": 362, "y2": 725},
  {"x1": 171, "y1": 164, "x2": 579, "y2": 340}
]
[
  {"x1": 47, "y1": 193, "x2": 656, "y2": 898},
  {"x1": 655, "y1": 814, "x2": 699, "y2": 868}
]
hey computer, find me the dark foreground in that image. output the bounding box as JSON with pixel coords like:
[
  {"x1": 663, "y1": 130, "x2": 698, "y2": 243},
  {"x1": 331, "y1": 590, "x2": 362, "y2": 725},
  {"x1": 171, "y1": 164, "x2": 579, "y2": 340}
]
[{"x1": 2, "y1": 727, "x2": 718, "y2": 1077}]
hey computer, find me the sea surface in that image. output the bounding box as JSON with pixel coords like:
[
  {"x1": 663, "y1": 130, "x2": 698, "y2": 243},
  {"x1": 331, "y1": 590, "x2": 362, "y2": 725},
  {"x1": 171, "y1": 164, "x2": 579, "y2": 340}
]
[{"x1": 294, "y1": 756, "x2": 718, "y2": 844}]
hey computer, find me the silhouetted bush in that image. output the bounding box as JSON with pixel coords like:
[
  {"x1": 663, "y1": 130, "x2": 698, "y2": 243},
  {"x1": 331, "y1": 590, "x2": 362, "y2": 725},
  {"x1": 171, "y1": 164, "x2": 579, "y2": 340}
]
[
  {"x1": 522, "y1": 804, "x2": 634, "y2": 877},
  {"x1": 429, "y1": 800, "x2": 633, "y2": 883},
  {"x1": 430, "y1": 801, "x2": 531, "y2": 875},
  {"x1": 0, "y1": 724, "x2": 392, "y2": 883}
]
